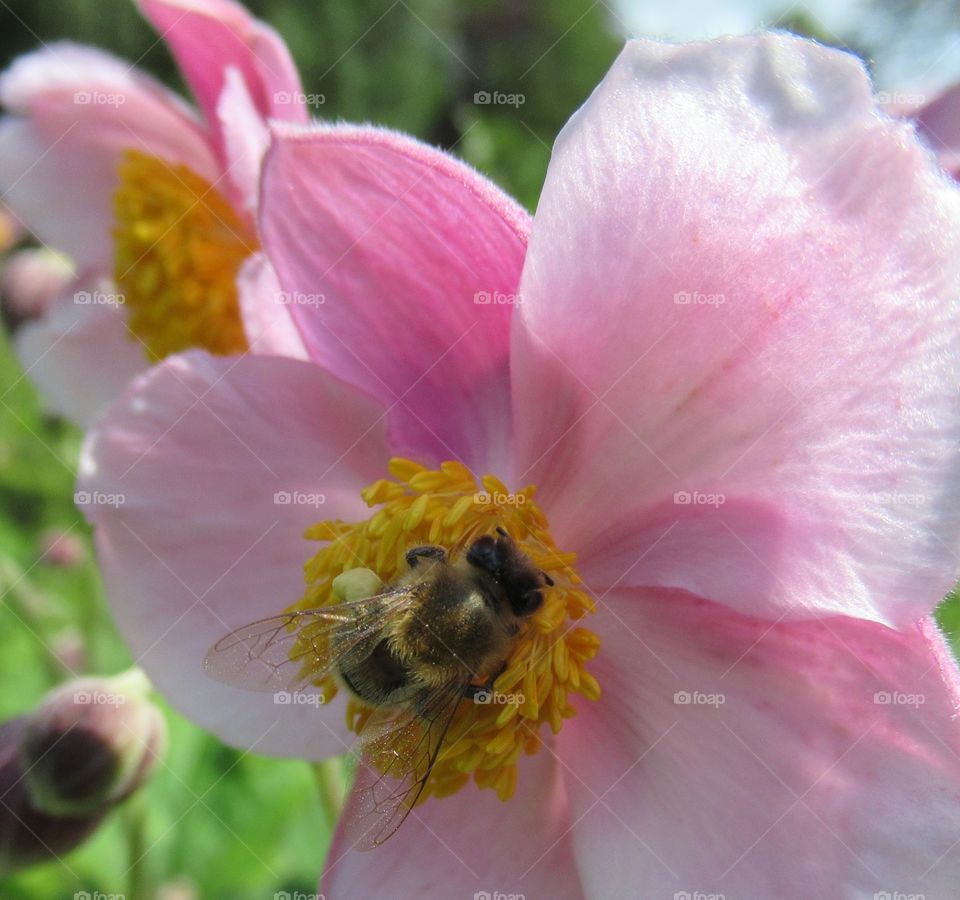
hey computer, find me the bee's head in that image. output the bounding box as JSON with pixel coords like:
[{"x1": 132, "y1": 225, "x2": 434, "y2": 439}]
[{"x1": 465, "y1": 528, "x2": 550, "y2": 618}]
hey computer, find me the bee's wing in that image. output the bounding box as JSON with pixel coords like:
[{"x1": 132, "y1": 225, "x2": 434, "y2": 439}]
[
  {"x1": 340, "y1": 682, "x2": 466, "y2": 851},
  {"x1": 203, "y1": 587, "x2": 416, "y2": 694}
]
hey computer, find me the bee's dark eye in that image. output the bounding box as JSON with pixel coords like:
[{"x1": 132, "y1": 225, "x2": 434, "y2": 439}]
[
  {"x1": 467, "y1": 535, "x2": 501, "y2": 575},
  {"x1": 512, "y1": 589, "x2": 542, "y2": 617}
]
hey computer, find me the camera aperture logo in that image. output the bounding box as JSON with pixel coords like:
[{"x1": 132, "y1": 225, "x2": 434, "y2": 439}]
[
  {"x1": 273, "y1": 691, "x2": 327, "y2": 708},
  {"x1": 474, "y1": 892, "x2": 525, "y2": 900},
  {"x1": 473, "y1": 90, "x2": 525, "y2": 108},
  {"x1": 74, "y1": 490, "x2": 125, "y2": 508}
]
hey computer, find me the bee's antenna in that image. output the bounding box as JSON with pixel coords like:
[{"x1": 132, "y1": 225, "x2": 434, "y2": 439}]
[
  {"x1": 541, "y1": 571, "x2": 555, "y2": 587},
  {"x1": 496, "y1": 526, "x2": 508, "y2": 538}
]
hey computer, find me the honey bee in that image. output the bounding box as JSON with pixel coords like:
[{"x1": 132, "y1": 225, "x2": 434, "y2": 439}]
[{"x1": 204, "y1": 527, "x2": 553, "y2": 849}]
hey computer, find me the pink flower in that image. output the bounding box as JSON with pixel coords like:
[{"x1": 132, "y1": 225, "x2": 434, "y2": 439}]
[
  {"x1": 78, "y1": 34, "x2": 960, "y2": 897},
  {"x1": 0, "y1": 0, "x2": 309, "y2": 426}
]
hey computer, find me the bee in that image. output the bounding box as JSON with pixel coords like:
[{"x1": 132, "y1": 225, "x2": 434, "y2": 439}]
[{"x1": 204, "y1": 527, "x2": 553, "y2": 849}]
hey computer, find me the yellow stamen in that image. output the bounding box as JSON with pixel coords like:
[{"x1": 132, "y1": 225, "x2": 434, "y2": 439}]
[
  {"x1": 112, "y1": 150, "x2": 257, "y2": 361},
  {"x1": 289, "y1": 458, "x2": 600, "y2": 803}
]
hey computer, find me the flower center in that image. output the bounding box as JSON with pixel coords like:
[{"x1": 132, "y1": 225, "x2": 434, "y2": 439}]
[
  {"x1": 289, "y1": 458, "x2": 600, "y2": 803},
  {"x1": 112, "y1": 150, "x2": 257, "y2": 361}
]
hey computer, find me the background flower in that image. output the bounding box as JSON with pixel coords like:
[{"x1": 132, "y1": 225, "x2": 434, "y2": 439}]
[{"x1": 0, "y1": 0, "x2": 308, "y2": 425}]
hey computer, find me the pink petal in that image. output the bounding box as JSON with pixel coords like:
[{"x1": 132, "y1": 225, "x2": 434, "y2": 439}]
[
  {"x1": 260, "y1": 123, "x2": 530, "y2": 472},
  {"x1": 216, "y1": 66, "x2": 268, "y2": 216},
  {"x1": 14, "y1": 277, "x2": 148, "y2": 428},
  {"x1": 0, "y1": 43, "x2": 215, "y2": 269},
  {"x1": 323, "y1": 749, "x2": 583, "y2": 898},
  {"x1": 560, "y1": 588, "x2": 960, "y2": 896},
  {"x1": 511, "y1": 35, "x2": 960, "y2": 628},
  {"x1": 238, "y1": 253, "x2": 307, "y2": 360},
  {"x1": 78, "y1": 351, "x2": 391, "y2": 758},
  {"x1": 138, "y1": 0, "x2": 307, "y2": 167}
]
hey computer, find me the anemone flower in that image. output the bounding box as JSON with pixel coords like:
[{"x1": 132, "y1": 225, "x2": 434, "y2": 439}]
[
  {"x1": 78, "y1": 33, "x2": 960, "y2": 898},
  {"x1": 0, "y1": 0, "x2": 310, "y2": 426}
]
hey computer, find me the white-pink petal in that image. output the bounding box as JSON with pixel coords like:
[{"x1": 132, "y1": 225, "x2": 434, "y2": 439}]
[
  {"x1": 511, "y1": 35, "x2": 960, "y2": 628},
  {"x1": 560, "y1": 589, "x2": 960, "y2": 898},
  {"x1": 323, "y1": 749, "x2": 584, "y2": 899},
  {"x1": 78, "y1": 351, "x2": 392, "y2": 758},
  {"x1": 14, "y1": 277, "x2": 148, "y2": 428}
]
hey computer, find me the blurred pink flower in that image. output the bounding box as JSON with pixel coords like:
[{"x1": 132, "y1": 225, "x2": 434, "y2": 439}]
[
  {"x1": 79, "y1": 34, "x2": 960, "y2": 898},
  {"x1": 0, "y1": 0, "x2": 310, "y2": 425}
]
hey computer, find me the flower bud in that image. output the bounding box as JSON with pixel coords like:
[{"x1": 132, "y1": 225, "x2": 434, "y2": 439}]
[
  {"x1": 38, "y1": 529, "x2": 86, "y2": 568},
  {"x1": 20, "y1": 669, "x2": 167, "y2": 818},
  {"x1": 0, "y1": 716, "x2": 105, "y2": 873},
  {"x1": 0, "y1": 247, "x2": 74, "y2": 325}
]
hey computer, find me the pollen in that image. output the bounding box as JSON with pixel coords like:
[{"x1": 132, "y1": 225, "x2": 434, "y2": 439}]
[
  {"x1": 112, "y1": 150, "x2": 257, "y2": 361},
  {"x1": 289, "y1": 458, "x2": 600, "y2": 803}
]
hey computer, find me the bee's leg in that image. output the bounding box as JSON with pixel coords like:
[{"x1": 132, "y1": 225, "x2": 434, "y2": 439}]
[
  {"x1": 405, "y1": 545, "x2": 446, "y2": 569},
  {"x1": 462, "y1": 662, "x2": 508, "y2": 700}
]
